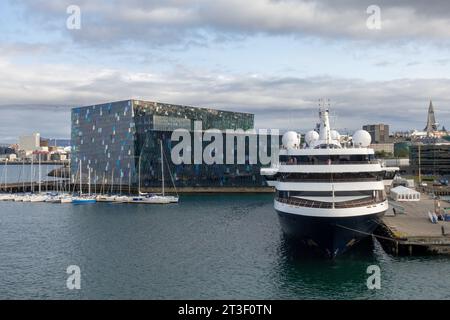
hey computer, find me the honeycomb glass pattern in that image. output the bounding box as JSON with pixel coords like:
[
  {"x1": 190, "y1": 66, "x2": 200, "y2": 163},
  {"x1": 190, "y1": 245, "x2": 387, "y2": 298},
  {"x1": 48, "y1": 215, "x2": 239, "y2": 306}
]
[{"x1": 71, "y1": 99, "x2": 274, "y2": 189}]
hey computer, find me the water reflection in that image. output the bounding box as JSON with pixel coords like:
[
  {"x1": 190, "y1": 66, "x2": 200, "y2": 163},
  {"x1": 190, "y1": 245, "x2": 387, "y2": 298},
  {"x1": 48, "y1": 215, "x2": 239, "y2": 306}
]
[{"x1": 273, "y1": 234, "x2": 383, "y2": 299}]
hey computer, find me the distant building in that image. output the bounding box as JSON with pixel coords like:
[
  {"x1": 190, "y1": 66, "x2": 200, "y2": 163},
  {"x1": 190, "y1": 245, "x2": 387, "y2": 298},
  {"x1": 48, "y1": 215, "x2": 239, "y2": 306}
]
[
  {"x1": 362, "y1": 124, "x2": 390, "y2": 143},
  {"x1": 410, "y1": 129, "x2": 428, "y2": 138},
  {"x1": 18, "y1": 133, "x2": 40, "y2": 153},
  {"x1": 424, "y1": 100, "x2": 438, "y2": 135},
  {"x1": 0, "y1": 145, "x2": 15, "y2": 155},
  {"x1": 370, "y1": 143, "x2": 394, "y2": 155},
  {"x1": 410, "y1": 140, "x2": 450, "y2": 176},
  {"x1": 46, "y1": 139, "x2": 71, "y2": 147},
  {"x1": 50, "y1": 152, "x2": 68, "y2": 161},
  {"x1": 418, "y1": 100, "x2": 448, "y2": 138},
  {"x1": 0, "y1": 153, "x2": 16, "y2": 161}
]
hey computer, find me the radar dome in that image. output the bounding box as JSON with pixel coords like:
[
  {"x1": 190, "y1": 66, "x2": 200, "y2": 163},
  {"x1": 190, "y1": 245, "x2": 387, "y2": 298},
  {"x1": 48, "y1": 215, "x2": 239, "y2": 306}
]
[
  {"x1": 305, "y1": 130, "x2": 319, "y2": 145},
  {"x1": 352, "y1": 130, "x2": 371, "y2": 147},
  {"x1": 330, "y1": 130, "x2": 340, "y2": 141},
  {"x1": 282, "y1": 131, "x2": 300, "y2": 149}
]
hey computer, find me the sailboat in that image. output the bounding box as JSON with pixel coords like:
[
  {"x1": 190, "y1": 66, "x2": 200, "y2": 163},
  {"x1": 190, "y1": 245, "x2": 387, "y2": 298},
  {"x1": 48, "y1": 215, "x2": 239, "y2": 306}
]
[
  {"x1": 57, "y1": 161, "x2": 73, "y2": 203},
  {"x1": 112, "y1": 170, "x2": 130, "y2": 203},
  {"x1": 96, "y1": 169, "x2": 117, "y2": 202},
  {"x1": 72, "y1": 160, "x2": 96, "y2": 204},
  {"x1": 11, "y1": 159, "x2": 26, "y2": 201},
  {"x1": 0, "y1": 160, "x2": 14, "y2": 201},
  {"x1": 29, "y1": 154, "x2": 49, "y2": 202},
  {"x1": 129, "y1": 140, "x2": 179, "y2": 204},
  {"x1": 95, "y1": 173, "x2": 109, "y2": 202}
]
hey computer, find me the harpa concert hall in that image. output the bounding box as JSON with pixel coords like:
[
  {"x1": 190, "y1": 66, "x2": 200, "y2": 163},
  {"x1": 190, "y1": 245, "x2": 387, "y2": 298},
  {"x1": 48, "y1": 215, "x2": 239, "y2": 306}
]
[{"x1": 71, "y1": 99, "x2": 279, "y2": 192}]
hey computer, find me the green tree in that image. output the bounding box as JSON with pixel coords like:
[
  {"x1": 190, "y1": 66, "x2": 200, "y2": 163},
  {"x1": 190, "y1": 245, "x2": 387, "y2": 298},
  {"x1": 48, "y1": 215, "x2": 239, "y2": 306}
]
[
  {"x1": 394, "y1": 149, "x2": 409, "y2": 158},
  {"x1": 375, "y1": 150, "x2": 393, "y2": 158}
]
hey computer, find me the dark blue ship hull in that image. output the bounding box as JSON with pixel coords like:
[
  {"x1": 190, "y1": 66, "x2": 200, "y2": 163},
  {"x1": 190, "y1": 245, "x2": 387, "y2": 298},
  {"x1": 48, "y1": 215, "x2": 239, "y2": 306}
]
[{"x1": 276, "y1": 210, "x2": 384, "y2": 258}]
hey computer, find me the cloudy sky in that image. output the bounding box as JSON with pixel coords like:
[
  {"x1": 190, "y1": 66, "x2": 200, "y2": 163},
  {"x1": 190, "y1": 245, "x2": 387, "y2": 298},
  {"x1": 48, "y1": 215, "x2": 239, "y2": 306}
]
[{"x1": 1, "y1": 0, "x2": 450, "y2": 142}]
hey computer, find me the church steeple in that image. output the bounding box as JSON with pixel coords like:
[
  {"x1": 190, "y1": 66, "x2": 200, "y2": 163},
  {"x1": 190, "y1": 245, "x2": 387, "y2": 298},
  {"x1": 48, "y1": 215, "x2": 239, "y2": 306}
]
[{"x1": 424, "y1": 100, "x2": 438, "y2": 135}]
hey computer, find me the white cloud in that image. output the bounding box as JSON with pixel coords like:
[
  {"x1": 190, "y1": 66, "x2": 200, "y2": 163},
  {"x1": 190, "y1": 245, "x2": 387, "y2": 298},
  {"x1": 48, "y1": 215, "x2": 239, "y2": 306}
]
[
  {"x1": 2, "y1": 0, "x2": 450, "y2": 143},
  {"x1": 0, "y1": 56, "x2": 448, "y2": 136},
  {"x1": 18, "y1": 0, "x2": 450, "y2": 46}
]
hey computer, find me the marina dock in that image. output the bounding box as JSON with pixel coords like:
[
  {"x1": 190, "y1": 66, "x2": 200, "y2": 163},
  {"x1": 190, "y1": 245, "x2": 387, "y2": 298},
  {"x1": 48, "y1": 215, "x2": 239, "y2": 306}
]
[
  {"x1": 0, "y1": 160, "x2": 69, "y2": 165},
  {"x1": 0, "y1": 182, "x2": 274, "y2": 194},
  {"x1": 376, "y1": 195, "x2": 450, "y2": 255}
]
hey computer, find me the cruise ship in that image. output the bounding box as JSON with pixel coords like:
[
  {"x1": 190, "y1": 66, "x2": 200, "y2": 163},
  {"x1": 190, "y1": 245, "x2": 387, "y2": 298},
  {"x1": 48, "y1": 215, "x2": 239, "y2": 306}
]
[{"x1": 261, "y1": 107, "x2": 397, "y2": 258}]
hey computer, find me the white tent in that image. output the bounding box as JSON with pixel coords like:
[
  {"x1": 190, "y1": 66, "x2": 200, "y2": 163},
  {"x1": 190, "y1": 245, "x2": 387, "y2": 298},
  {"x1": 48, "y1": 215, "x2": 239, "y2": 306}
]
[{"x1": 390, "y1": 186, "x2": 420, "y2": 202}]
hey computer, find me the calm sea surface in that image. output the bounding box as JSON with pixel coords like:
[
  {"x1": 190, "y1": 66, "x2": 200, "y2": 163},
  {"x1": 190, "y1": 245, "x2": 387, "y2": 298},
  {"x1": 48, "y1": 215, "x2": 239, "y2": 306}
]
[{"x1": 0, "y1": 192, "x2": 449, "y2": 300}]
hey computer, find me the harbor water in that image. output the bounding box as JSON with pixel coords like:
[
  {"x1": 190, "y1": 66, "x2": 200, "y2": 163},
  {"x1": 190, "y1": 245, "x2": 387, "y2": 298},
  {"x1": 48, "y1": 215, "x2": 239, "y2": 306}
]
[{"x1": 0, "y1": 194, "x2": 449, "y2": 299}]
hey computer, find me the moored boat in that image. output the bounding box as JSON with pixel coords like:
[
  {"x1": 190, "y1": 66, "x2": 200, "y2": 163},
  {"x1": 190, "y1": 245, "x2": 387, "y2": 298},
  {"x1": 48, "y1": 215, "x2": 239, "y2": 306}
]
[{"x1": 261, "y1": 102, "x2": 398, "y2": 258}]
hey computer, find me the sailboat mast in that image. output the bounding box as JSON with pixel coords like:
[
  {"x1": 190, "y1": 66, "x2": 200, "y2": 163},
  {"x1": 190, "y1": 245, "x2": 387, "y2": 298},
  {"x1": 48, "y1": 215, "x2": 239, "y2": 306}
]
[
  {"x1": 138, "y1": 155, "x2": 141, "y2": 194},
  {"x1": 161, "y1": 140, "x2": 164, "y2": 196},
  {"x1": 60, "y1": 164, "x2": 63, "y2": 193},
  {"x1": 128, "y1": 170, "x2": 131, "y2": 195},
  {"x1": 46, "y1": 164, "x2": 48, "y2": 192},
  {"x1": 79, "y1": 159, "x2": 82, "y2": 195},
  {"x1": 56, "y1": 165, "x2": 59, "y2": 193},
  {"x1": 4, "y1": 159, "x2": 7, "y2": 191},
  {"x1": 101, "y1": 172, "x2": 105, "y2": 194},
  {"x1": 37, "y1": 154, "x2": 40, "y2": 193},
  {"x1": 111, "y1": 169, "x2": 114, "y2": 194},
  {"x1": 31, "y1": 156, "x2": 34, "y2": 193},
  {"x1": 88, "y1": 166, "x2": 91, "y2": 196},
  {"x1": 22, "y1": 159, "x2": 25, "y2": 192},
  {"x1": 119, "y1": 170, "x2": 122, "y2": 195}
]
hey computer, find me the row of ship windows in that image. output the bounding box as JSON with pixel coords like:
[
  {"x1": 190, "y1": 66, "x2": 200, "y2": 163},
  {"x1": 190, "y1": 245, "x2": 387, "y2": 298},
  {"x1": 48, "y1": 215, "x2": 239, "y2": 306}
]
[
  {"x1": 279, "y1": 154, "x2": 375, "y2": 164},
  {"x1": 277, "y1": 190, "x2": 383, "y2": 197}
]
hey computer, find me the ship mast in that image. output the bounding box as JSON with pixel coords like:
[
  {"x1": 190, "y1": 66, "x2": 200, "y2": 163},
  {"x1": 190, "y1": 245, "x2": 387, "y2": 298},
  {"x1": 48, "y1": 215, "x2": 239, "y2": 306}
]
[
  {"x1": 318, "y1": 99, "x2": 332, "y2": 145},
  {"x1": 160, "y1": 140, "x2": 165, "y2": 197}
]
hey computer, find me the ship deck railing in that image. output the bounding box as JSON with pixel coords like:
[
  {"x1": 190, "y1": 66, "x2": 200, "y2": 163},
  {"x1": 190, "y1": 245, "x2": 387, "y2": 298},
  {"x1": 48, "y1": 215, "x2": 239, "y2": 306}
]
[
  {"x1": 276, "y1": 197, "x2": 384, "y2": 209},
  {"x1": 279, "y1": 160, "x2": 380, "y2": 165},
  {"x1": 279, "y1": 177, "x2": 381, "y2": 183}
]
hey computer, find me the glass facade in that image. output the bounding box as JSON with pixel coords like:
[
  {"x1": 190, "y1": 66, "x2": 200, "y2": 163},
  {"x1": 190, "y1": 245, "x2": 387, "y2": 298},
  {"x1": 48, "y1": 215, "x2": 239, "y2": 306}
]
[
  {"x1": 71, "y1": 99, "x2": 274, "y2": 190},
  {"x1": 71, "y1": 100, "x2": 136, "y2": 187},
  {"x1": 410, "y1": 143, "x2": 450, "y2": 175}
]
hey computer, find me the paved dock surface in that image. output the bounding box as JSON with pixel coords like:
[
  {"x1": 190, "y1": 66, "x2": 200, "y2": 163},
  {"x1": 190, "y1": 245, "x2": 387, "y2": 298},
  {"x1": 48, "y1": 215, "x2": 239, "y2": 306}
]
[
  {"x1": 385, "y1": 197, "x2": 449, "y2": 238},
  {"x1": 380, "y1": 195, "x2": 450, "y2": 254}
]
